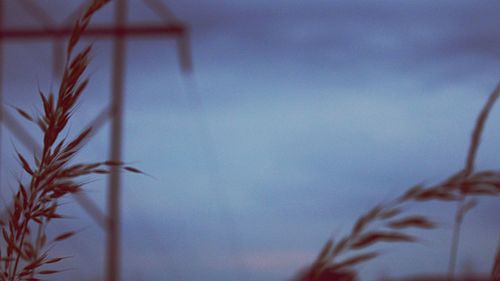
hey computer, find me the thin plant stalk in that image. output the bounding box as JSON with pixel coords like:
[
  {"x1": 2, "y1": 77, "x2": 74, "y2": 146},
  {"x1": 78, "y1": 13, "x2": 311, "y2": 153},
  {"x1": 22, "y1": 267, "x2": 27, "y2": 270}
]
[
  {"x1": 296, "y1": 84, "x2": 500, "y2": 281},
  {"x1": 448, "y1": 84, "x2": 500, "y2": 279},
  {"x1": 491, "y1": 235, "x2": 500, "y2": 280},
  {"x1": 448, "y1": 200, "x2": 463, "y2": 279},
  {"x1": 0, "y1": 1, "x2": 117, "y2": 280}
]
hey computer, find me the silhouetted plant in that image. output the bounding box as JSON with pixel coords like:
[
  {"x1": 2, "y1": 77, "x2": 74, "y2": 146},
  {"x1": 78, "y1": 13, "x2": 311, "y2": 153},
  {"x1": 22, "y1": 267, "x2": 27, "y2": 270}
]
[
  {"x1": 0, "y1": 1, "x2": 141, "y2": 280},
  {"x1": 295, "y1": 84, "x2": 500, "y2": 281}
]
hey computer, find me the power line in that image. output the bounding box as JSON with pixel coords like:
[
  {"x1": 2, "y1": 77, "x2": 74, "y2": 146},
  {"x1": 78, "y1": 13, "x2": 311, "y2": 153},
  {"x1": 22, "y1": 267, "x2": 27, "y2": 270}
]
[{"x1": 182, "y1": 73, "x2": 250, "y2": 280}]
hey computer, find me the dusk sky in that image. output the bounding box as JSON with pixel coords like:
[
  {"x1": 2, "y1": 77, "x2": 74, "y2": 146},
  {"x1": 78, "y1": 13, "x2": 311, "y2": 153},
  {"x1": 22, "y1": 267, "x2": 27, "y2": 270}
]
[{"x1": 1, "y1": 1, "x2": 500, "y2": 280}]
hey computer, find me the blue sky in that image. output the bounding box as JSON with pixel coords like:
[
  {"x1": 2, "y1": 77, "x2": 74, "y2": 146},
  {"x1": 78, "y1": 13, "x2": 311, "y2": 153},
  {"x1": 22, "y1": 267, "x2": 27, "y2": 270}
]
[{"x1": 1, "y1": 1, "x2": 500, "y2": 280}]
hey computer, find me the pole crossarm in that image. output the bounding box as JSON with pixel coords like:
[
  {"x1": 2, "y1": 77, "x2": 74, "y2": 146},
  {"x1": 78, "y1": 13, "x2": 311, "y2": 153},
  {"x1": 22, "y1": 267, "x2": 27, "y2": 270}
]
[
  {"x1": 0, "y1": 24, "x2": 187, "y2": 40},
  {"x1": 0, "y1": 1, "x2": 193, "y2": 280}
]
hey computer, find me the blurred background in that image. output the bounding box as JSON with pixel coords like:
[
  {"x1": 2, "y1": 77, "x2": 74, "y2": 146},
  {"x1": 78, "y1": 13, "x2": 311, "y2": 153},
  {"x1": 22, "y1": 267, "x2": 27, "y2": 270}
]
[{"x1": 0, "y1": 0, "x2": 500, "y2": 280}]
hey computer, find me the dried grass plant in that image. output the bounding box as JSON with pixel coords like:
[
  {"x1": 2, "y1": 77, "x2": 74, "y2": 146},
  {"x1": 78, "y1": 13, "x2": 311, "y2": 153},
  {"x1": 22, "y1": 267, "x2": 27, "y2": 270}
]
[
  {"x1": 295, "y1": 85, "x2": 500, "y2": 281},
  {"x1": 0, "y1": 1, "x2": 140, "y2": 280}
]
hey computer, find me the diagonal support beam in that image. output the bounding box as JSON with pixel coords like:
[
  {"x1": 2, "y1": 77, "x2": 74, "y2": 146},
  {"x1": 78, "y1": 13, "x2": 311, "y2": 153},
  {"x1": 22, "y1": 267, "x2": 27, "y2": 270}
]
[
  {"x1": 73, "y1": 191, "x2": 108, "y2": 230},
  {"x1": 143, "y1": 0, "x2": 180, "y2": 23},
  {"x1": 0, "y1": 105, "x2": 109, "y2": 230},
  {"x1": 1, "y1": 107, "x2": 41, "y2": 153},
  {"x1": 18, "y1": 0, "x2": 56, "y2": 28},
  {"x1": 84, "y1": 105, "x2": 111, "y2": 138}
]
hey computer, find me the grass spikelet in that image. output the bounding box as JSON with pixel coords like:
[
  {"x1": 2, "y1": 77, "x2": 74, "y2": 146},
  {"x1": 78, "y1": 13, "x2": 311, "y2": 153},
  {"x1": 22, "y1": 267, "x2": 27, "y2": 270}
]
[
  {"x1": 0, "y1": 1, "x2": 111, "y2": 280},
  {"x1": 329, "y1": 252, "x2": 379, "y2": 272},
  {"x1": 123, "y1": 166, "x2": 143, "y2": 174},
  {"x1": 386, "y1": 215, "x2": 436, "y2": 229},
  {"x1": 52, "y1": 231, "x2": 76, "y2": 242},
  {"x1": 350, "y1": 231, "x2": 415, "y2": 249},
  {"x1": 14, "y1": 107, "x2": 33, "y2": 122},
  {"x1": 296, "y1": 84, "x2": 500, "y2": 280}
]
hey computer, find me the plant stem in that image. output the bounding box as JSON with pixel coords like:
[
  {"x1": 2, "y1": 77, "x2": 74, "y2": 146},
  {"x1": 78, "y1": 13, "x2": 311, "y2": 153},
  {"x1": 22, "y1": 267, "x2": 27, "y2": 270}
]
[
  {"x1": 10, "y1": 218, "x2": 29, "y2": 281},
  {"x1": 448, "y1": 200, "x2": 464, "y2": 280},
  {"x1": 447, "y1": 85, "x2": 500, "y2": 279}
]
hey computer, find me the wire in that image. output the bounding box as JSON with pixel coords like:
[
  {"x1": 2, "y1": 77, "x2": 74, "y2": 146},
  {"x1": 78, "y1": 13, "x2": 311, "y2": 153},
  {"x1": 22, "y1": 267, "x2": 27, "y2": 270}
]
[
  {"x1": 143, "y1": 0, "x2": 180, "y2": 24},
  {"x1": 18, "y1": 0, "x2": 56, "y2": 28},
  {"x1": 181, "y1": 72, "x2": 250, "y2": 280}
]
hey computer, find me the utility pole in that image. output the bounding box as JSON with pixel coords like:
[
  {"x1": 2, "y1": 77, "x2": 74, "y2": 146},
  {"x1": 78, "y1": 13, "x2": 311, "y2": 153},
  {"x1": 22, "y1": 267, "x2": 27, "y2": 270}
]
[
  {"x1": 107, "y1": 0, "x2": 126, "y2": 280},
  {"x1": 0, "y1": 1, "x2": 191, "y2": 280}
]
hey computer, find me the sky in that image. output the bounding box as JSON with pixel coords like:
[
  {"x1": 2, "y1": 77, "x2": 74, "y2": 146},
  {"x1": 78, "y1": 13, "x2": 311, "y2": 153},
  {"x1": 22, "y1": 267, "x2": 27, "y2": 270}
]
[{"x1": 1, "y1": 0, "x2": 500, "y2": 280}]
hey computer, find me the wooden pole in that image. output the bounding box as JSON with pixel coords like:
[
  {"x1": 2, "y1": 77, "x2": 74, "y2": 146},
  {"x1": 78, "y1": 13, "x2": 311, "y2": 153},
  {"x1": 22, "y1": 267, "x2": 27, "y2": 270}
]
[
  {"x1": 0, "y1": 1, "x2": 4, "y2": 185},
  {"x1": 107, "y1": 0, "x2": 127, "y2": 280},
  {"x1": 0, "y1": 2, "x2": 190, "y2": 280}
]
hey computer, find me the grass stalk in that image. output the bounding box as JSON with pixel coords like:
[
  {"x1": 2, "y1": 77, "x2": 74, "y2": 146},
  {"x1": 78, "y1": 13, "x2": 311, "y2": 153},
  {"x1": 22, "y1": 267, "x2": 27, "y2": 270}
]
[
  {"x1": 0, "y1": 1, "x2": 127, "y2": 280},
  {"x1": 296, "y1": 84, "x2": 500, "y2": 281},
  {"x1": 448, "y1": 200, "x2": 463, "y2": 279},
  {"x1": 448, "y1": 84, "x2": 500, "y2": 279},
  {"x1": 492, "y1": 236, "x2": 500, "y2": 280}
]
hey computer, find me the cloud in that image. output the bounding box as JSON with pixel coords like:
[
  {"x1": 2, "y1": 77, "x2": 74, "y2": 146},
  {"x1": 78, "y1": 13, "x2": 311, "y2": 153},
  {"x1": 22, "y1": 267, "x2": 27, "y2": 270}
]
[
  {"x1": 3, "y1": 1, "x2": 500, "y2": 280},
  {"x1": 206, "y1": 249, "x2": 314, "y2": 276}
]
